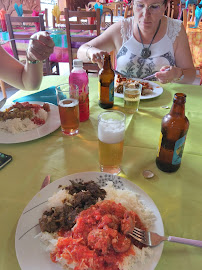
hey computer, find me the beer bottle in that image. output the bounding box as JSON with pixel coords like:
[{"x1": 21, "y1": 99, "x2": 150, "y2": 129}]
[
  {"x1": 98, "y1": 54, "x2": 114, "y2": 109},
  {"x1": 156, "y1": 93, "x2": 189, "y2": 172}
]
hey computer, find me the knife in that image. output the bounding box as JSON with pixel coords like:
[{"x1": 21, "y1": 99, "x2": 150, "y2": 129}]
[
  {"x1": 142, "y1": 73, "x2": 157, "y2": 80},
  {"x1": 142, "y1": 68, "x2": 171, "y2": 81},
  {"x1": 40, "y1": 175, "x2": 51, "y2": 190},
  {"x1": 0, "y1": 97, "x2": 6, "y2": 109}
]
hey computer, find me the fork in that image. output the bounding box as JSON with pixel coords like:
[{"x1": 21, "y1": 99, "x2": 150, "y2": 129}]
[
  {"x1": 0, "y1": 38, "x2": 37, "y2": 45},
  {"x1": 129, "y1": 227, "x2": 202, "y2": 248}
]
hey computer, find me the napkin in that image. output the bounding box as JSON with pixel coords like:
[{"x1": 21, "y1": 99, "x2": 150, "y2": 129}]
[
  {"x1": 194, "y1": 6, "x2": 202, "y2": 27},
  {"x1": 0, "y1": 8, "x2": 7, "y2": 31},
  {"x1": 94, "y1": 3, "x2": 103, "y2": 16},
  {"x1": 32, "y1": 10, "x2": 40, "y2": 31},
  {"x1": 13, "y1": 86, "x2": 57, "y2": 106},
  {"x1": 14, "y1": 3, "x2": 23, "y2": 17},
  {"x1": 52, "y1": 4, "x2": 61, "y2": 24}
]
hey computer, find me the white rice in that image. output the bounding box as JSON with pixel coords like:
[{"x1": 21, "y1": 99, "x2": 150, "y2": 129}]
[
  {"x1": 0, "y1": 108, "x2": 48, "y2": 134},
  {"x1": 40, "y1": 182, "x2": 156, "y2": 270},
  {"x1": 47, "y1": 189, "x2": 73, "y2": 210}
]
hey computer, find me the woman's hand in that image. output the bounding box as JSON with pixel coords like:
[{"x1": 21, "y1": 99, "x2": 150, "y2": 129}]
[
  {"x1": 87, "y1": 46, "x2": 108, "y2": 69},
  {"x1": 26, "y1": 31, "x2": 54, "y2": 62},
  {"x1": 155, "y1": 66, "x2": 183, "y2": 84}
]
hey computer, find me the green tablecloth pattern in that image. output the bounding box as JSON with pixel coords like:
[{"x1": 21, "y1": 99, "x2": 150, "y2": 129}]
[{"x1": 0, "y1": 75, "x2": 202, "y2": 270}]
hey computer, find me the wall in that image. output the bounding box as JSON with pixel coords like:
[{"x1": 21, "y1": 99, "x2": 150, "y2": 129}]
[
  {"x1": 58, "y1": 0, "x2": 91, "y2": 11},
  {"x1": 0, "y1": 0, "x2": 40, "y2": 15}
]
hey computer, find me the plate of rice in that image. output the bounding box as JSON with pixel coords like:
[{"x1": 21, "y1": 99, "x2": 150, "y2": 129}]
[
  {"x1": 0, "y1": 101, "x2": 60, "y2": 143},
  {"x1": 15, "y1": 172, "x2": 164, "y2": 270}
]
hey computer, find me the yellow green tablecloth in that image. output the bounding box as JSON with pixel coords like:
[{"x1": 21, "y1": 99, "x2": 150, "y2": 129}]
[{"x1": 1, "y1": 76, "x2": 202, "y2": 270}]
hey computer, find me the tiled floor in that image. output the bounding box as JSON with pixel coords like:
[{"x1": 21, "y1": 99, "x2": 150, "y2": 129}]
[{"x1": 0, "y1": 63, "x2": 201, "y2": 100}]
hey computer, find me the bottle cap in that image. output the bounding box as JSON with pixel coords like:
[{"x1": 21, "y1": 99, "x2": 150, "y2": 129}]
[
  {"x1": 174, "y1": 93, "x2": 186, "y2": 104},
  {"x1": 73, "y1": 59, "x2": 83, "y2": 67}
]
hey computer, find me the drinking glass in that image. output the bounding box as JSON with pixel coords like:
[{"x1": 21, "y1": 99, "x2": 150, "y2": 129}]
[
  {"x1": 98, "y1": 110, "x2": 125, "y2": 174},
  {"x1": 56, "y1": 83, "x2": 79, "y2": 136},
  {"x1": 123, "y1": 82, "x2": 142, "y2": 113}
]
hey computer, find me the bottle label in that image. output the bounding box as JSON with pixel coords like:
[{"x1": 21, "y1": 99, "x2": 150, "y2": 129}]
[
  {"x1": 98, "y1": 81, "x2": 114, "y2": 102},
  {"x1": 109, "y1": 81, "x2": 114, "y2": 102},
  {"x1": 69, "y1": 72, "x2": 89, "y2": 121},
  {"x1": 79, "y1": 88, "x2": 89, "y2": 121},
  {"x1": 98, "y1": 81, "x2": 101, "y2": 100},
  {"x1": 172, "y1": 134, "x2": 187, "y2": 165},
  {"x1": 156, "y1": 132, "x2": 163, "y2": 157}
]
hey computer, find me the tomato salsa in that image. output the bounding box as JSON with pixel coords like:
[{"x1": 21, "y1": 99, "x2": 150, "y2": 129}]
[{"x1": 51, "y1": 200, "x2": 146, "y2": 270}]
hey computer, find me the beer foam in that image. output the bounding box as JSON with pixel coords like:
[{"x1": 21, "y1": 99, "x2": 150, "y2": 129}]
[
  {"x1": 98, "y1": 119, "x2": 125, "y2": 144},
  {"x1": 59, "y1": 99, "x2": 79, "y2": 108}
]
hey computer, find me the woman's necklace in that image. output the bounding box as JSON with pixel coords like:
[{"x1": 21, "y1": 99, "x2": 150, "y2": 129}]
[{"x1": 137, "y1": 20, "x2": 161, "y2": 59}]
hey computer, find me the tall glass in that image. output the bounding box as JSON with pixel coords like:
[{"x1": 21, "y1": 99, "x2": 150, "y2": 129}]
[
  {"x1": 123, "y1": 82, "x2": 142, "y2": 113},
  {"x1": 98, "y1": 111, "x2": 125, "y2": 174},
  {"x1": 56, "y1": 83, "x2": 79, "y2": 136}
]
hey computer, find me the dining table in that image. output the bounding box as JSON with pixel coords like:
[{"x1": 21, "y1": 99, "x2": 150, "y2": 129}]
[{"x1": 1, "y1": 75, "x2": 202, "y2": 270}]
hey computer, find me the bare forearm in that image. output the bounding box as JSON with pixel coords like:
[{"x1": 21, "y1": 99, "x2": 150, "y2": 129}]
[
  {"x1": 22, "y1": 60, "x2": 43, "y2": 90},
  {"x1": 77, "y1": 44, "x2": 104, "y2": 62},
  {"x1": 155, "y1": 66, "x2": 196, "y2": 84},
  {"x1": 77, "y1": 44, "x2": 110, "y2": 69},
  {"x1": 177, "y1": 67, "x2": 196, "y2": 84}
]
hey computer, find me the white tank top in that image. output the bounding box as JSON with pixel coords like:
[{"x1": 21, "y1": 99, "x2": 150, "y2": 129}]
[{"x1": 116, "y1": 16, "x2": 182, "y2": 79}]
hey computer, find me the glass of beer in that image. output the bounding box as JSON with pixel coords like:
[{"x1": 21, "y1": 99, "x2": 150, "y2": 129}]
[
  {"x1": 98, "y1": 110, "x2": 125, "y2": 174},
  {"x1": 123, "y1": 82, "x2": 142, "y2": 113},
  {"x1": 56, "y1": 83, "x2": 79, "y2": 136}
]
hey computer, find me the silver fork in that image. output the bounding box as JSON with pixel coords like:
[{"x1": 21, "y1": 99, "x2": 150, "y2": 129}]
[
  {"x1": 0, "y1": 38, "x2": 37, "y2": 45},
  {"x1": 129, "y1": 227, "x2": 202, "y2": 248}
]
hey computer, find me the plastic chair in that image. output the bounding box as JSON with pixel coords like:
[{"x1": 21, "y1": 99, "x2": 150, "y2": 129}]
[
  {"x1": 5, "y1": 14, "x2": 59, "y2": 75},
  {"x1": 64, "y1": 8, "x2": 101, "y2": 72}
]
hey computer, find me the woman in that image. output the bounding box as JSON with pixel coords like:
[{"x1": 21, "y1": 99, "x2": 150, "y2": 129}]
[
  {"x1": 77, "y1": 0, "x2": 196, "y2": 84},
  {"x1": 0, "y1": 31, "x2": 54, "y2": 90}
]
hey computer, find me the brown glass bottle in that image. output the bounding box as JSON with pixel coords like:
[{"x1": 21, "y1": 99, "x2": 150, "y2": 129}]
[
  {"x1": 98, "y1": 54, "x2": 114, "y2": 109},
  {"x1": 156, "y1": 93, "x2": 189, "y2": 172}
]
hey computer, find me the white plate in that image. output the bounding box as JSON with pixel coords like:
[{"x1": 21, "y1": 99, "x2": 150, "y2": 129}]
[
  {"x1": 0, "y1": 101, "x2": 60, "y2": 144},
  {"x1": 115, "y1": 79, "x2": 163, "y2": 100},
  {"x1": 15, "y1": 172, "x2": 164, "y2": 270}
]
